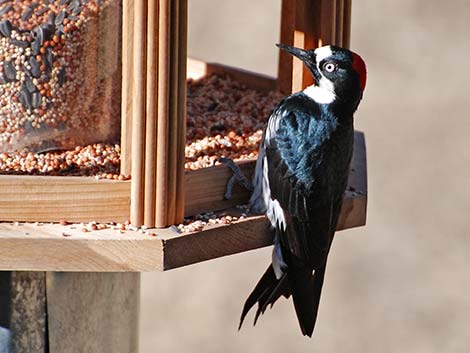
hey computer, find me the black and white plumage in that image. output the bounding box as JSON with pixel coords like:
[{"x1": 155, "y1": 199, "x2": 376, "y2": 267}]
[{"x1": 239, "y1": 45, "x2": 367, "y2": 337}]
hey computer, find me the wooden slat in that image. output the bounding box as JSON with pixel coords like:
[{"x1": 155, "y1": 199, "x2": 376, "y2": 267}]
[
  {"x1": 155, "y1": 0, "x2": 171, "y2": 227},
  {"x1": 335, "y1": 0, "x2": 344, "y2": 46},
  {"x1": 130, "y1": 0, "x2": 147, "y2": 226},
  {"x1": 167, "y1": 0, "x2": 180, "y2": 225},
  {"x1": 175, "y1": 0, "x2": 188, "y2": 223},
  {"x1": 0, "y1": 176, "x2": 130, "y2": 223},
  {"x1": 343, "y1": 0, "x2": 352, "y2": 48},
  {"x1": 184, "y1": 160, "x2": 255, "y2": 217},
  {"x1": 319, "y1": 0, "x2": 336, "y2": 46},
  {"x1": 144, "y1": 0, "x2": 158, "y2": 226},
  {"x1": 120, "y1": 0, "x2": 134, "y2": 176},
  {"x1": 277, "y1": 0, "x2": 296, "y2": 94}
]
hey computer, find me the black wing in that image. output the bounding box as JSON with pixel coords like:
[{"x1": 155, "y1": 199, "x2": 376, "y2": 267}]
[{"x1": 263, "y1": 96, "x2": 348, "y2": 267}]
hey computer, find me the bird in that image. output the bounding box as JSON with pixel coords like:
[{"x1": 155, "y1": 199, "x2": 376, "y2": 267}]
[{"x1": 238, "y1": 44, "x2": 367, "y2": 337}]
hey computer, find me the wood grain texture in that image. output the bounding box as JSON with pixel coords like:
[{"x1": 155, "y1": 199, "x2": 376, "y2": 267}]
[
  {"x1": 277, "y1": 0, "x2": 296, "y2": 94},
  {"x1": 143, "y1": 0, "x2": 159, "y2": 226},
  {"x1": 335, "y1": 0, "x2": 344, "y2": 46},
  {"x1": 120, "y1": 0, "x2": 134, "y2": 176},
  {"x1": 0, "y1": 272, "x2": 47, "y2": 353},
  {"x1": 130, "y1": 0, "x2": 147, "y2": 226},
  {"x1": 343, "y1": 0, "x2": 352, "y2": 48},
  {"x1": 0, "y1": 132, "x2": 366, "y2": 272},
  {"x1": 175, "y1": 0, "x2": 188, "y2": 224},
  {"x1": 167, "y1": 0, "x2": 180, "y2": 226},
  {"x1": 47, "y1": 272, "x2": 140, "y2": 353},
  {"x1": 155, "y1": 0, "x2": 171, "y2": 227},
  {"x1": 0, "y1": 176, "x2": 130, "y2": 223}
]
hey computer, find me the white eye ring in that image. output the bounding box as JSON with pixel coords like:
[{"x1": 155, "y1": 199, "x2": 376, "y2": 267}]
[{"x1": 323, "y1": 62, "x2": 337, "y2": 73}]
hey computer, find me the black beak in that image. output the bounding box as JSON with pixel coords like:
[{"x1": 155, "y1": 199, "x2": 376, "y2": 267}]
[
  {"x1": 276, "y1": 43, "x2": 318, "y2": 78},
  {"x1": 276, "y1": 43, "x2": 311, "y2": 62}
]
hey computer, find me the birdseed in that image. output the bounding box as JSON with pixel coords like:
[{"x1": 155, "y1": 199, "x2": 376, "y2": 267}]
[
  {"x1": 0, "y1": 74, "x2": 282, "y2": 176},
  {"x1": 0, "y1": 0, "x2": 121, "y2": 153}
]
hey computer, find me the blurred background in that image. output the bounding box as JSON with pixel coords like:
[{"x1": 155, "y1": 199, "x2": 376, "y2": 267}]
[{"x1": 140, "y1": 0, "x2": 470, "y2": 352}]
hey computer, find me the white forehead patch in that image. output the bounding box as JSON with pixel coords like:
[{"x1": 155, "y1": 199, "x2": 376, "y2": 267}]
[{"x1": 314, "y1": 45, "x2": 333, "y2": 63}]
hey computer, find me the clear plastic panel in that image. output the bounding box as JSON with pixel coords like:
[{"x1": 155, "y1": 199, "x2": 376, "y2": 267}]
[{"x1": 0, "y1": 0, "x2": 121, "y2": 153}]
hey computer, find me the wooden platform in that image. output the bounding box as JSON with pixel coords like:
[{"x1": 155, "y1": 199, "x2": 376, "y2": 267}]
[{"x1": 0, "y1": 133, "x2": 366, "y2": 272}]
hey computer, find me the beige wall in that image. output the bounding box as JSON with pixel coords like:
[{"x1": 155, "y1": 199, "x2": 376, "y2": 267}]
[{"x1": 140, "y1": 1, "x2": 470, "y2": 352}]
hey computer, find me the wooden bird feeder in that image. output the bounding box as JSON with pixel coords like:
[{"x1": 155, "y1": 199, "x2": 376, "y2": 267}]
[{"x1": 0, "y1": 1, "x2": 366, "y2": 352}]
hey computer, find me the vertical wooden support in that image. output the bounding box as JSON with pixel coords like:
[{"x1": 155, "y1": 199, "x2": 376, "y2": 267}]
[
  {"x1": 277, "y1": 0, "x2": 352, "y2": 93},
  {"x1": 144, "y1": 0, "x2": 159, "y2": 226},
  {"x1": 335, "y1": 0, "x2": 344, "y2": 47},
  {"x1": 175, "y1": 0, "x2": 188, "y2": 223},
  {"x1": 0, "y1": 272, "x2": 47, "y2": 353},
  {"x1": 125, "y1": 0, "x2": 186, "y2": 228},
  {"x1": 155, "y1": 0, "x2": 171, "y2": 227},
  {"x1": 343, "y1": 0, "x2": 352, "y2": 48},
  {"x1": 47, "y1": 273, "x2": 140, "y2": 353},
  {"x1": 130, "y1": 0, "x2": 147, "y2": 227},
  {"x1": 153, "y1": 0, "x2": 186, "y2": 227},
  {"x1": 121, "y1": 0, "x2": 134, "y2": 177}
]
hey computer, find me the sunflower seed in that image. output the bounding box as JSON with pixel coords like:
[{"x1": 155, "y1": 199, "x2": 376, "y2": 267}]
[
  {"x1": 31, "y1": 38, "x2": 40, "y2": 55},
  {"x1": 47, "y1": 11, "x2": 55, "y2": 25},
  {"x1": 32, "y1": 92, "x2": 42, "y2": 109},
  {"x1": 20, "y1": 85, "x2": 32, "y2": 110},
  {"x1": 0, "y1": 5, "x2": 12, "y2": 17},
  {"x1": 58, "y1": 67, "x2": 66, "y2": 86},
  {"x1": 55, "y1": 10, "x2": 66, "y2": 26},
  {"x1": 22, "y1": 8, "x2": 34, "y2": 21},
  {"x1": 29, "y1": 57, "x2": 41, "y2": 78},
  {"x1": 0, "y1": 20, "x2": 12, "y2": 38},
  {"x1": 24, "y1": 76, "x2": 37, "y2": 93},
  {"x1": 4, "y1": 61, "x2": 16, "y2": 82},
  {"x1": 36, "y1": 7, "x2": 49, "y2": 17},
  {"x1": 11, "y1": 39, "x2": 29, "y2": 48}
]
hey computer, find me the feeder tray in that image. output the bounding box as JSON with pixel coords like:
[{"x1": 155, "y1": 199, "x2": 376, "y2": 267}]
[{"x1": 0, "y1": 0, "x2": 365, "y2": 272}]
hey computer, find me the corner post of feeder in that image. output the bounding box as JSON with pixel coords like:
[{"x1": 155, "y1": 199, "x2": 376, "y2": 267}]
[
  {"x1": 154, "y1": 0, "x2": 186, "y2": 228},
  {"x1": 277, "y1": 0, "x2": 352, "y2": 94}
]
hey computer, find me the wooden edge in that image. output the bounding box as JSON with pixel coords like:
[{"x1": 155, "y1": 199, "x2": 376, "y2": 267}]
[
  {"x1": 187, "y1": 58, "x2": 277, "y2": 92},
  {"x1": 0, "y1": 177, "x2": 131, "y2": 223},
  {"x1": 0, "y1": 223, "x2": 165, "y2": 272}
]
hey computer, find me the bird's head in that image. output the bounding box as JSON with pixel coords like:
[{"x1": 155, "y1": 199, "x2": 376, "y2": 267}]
[{"x1": 277, "y1": 44, "x2": 366, "y2": 108}]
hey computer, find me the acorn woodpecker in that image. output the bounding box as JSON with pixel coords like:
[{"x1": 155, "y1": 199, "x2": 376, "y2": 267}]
[{"x1": 239, "y1": 44, "x2": 367, "y2": 337}]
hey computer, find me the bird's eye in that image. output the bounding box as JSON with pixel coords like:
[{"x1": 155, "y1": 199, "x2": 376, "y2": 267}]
[{"x1": 323, "y1": 62, "x2": 337, "y2": 73}]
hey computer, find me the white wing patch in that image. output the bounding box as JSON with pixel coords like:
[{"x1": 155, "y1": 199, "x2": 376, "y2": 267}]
[{"x1": 249, "y1": 111, "x2": 288, "y2": 279}]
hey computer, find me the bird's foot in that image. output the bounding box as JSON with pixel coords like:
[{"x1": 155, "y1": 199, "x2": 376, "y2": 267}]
[{"x1": 217, "y1": 157, "x2": 253, "y2": 199}]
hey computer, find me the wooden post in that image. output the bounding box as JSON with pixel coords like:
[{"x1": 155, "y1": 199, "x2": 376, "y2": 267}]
[
  {"x1": 0, "y1": 272, "x2": 140, "y2": 353},
  {"x1": 0, "y1": 272, "x2": 47, "y2": 353},
  {"x1": 121, "y1": 0, "x2": 134, "y2": 177},
  {"x1": 154, "y1": 0, "x2": 186, "y2": 227},
  {"x1": 130, "y1": 0, "x2": 147, "y2": 227}
]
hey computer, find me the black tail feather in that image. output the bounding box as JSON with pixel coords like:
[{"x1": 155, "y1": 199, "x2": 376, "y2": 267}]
[
  {"x1": 239, "y1": 265, "x2": 288, "y2": 330},
  {"x1": 290, "y1": 265, "x2": 326, "y2": 337},
  {"x1": 239, "y1": 263, "x2": 326, "y2": 337}
]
